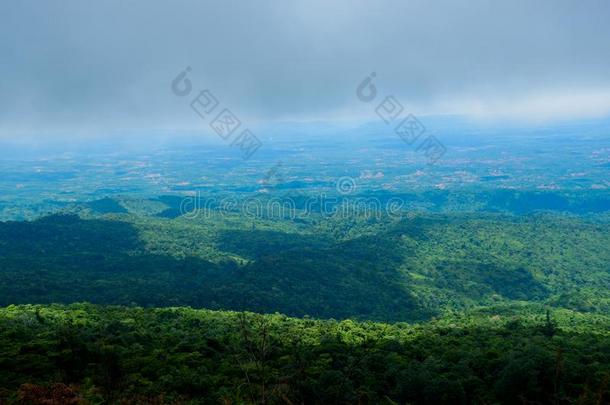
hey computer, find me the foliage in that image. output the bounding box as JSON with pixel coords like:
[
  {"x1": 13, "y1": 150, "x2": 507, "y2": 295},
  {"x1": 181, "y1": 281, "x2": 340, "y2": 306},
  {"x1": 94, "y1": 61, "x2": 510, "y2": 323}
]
[
  {"x1": 0, "y1": 303, "x2": 608, "y2": 404},
  {"x1": 0, "y1": 211, "x2": 608, "y2": 321}
]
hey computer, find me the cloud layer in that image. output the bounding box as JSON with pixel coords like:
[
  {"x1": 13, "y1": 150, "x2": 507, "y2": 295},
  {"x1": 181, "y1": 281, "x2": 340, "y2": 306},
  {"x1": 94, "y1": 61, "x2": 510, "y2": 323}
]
[{"x1": 1, "y1": 0, "x2": 610, "y2": 137}]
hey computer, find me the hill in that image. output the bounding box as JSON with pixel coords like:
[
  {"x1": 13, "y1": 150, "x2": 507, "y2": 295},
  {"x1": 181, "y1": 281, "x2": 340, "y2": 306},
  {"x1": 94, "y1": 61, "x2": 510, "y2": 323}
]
[
  {"x1": 1, "y1": 303, "x2": 609, "y2": 404},
  {"x1": 0, "y1": 209, "x2": 608, "y2": 321}
]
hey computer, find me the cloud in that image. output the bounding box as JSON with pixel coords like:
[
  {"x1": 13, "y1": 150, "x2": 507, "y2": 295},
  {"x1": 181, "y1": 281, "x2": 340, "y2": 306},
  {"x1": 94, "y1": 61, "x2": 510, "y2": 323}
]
[{"x1": 1, "y1": 0, "x2": 610, "y2": 137}]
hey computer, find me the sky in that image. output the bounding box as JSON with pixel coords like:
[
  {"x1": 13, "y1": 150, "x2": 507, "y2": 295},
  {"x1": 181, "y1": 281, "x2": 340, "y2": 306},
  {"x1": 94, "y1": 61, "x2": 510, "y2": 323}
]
[{"x1": 1, "y1": 0, "x2": 610, "y2": 139}]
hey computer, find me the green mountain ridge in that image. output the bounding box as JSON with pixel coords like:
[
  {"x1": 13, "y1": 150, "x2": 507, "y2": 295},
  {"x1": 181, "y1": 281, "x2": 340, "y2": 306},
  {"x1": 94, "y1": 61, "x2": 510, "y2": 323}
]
[{"x1": 1, "y1": 206, "x2": 608, "y2": 321}]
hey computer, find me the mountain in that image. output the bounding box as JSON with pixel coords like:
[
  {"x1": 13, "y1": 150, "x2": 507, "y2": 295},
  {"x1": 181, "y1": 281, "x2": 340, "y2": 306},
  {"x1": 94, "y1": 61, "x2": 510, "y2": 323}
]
[{"x1": 1, "y1": 204, "x2": 608, "y2": 321}]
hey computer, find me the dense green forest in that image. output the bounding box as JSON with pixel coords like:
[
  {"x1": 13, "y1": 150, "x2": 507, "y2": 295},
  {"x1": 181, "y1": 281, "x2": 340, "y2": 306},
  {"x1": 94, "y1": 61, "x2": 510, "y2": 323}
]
[
  {"x1": 1, "y1": 197, "x2": 609, "y2": 403},
  {"x1": 1, "y1": 303, "x2": 609, "y2": 404},
  {"x1": 1, "y1": 207, "x2": 608, "y2": 321}
]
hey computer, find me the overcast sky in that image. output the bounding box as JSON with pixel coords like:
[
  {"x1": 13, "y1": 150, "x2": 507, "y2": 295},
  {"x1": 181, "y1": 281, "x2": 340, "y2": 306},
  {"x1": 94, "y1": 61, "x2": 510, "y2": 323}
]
[{"x1": 1, "y1": 0, "x2": 610, "y2": 138}]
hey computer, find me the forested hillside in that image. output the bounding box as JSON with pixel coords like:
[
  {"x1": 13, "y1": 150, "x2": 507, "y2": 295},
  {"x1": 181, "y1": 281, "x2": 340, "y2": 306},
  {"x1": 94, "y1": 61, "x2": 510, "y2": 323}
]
[
  {"x1": 1, "y1": 197, "x2": 609, "y2": 404},
  {"x1": 1, "y1": 303, "x2": 609, "y2": 404},
  {"x1": 0, "y1": 208, "x2": 608, "y2": 322}
]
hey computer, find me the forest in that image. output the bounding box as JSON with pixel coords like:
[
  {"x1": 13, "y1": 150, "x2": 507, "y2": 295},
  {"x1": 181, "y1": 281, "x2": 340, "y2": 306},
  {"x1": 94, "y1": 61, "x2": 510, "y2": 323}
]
[
  {"x1": 1, "y1": 206, "x2": 609, "y2": 321},
  {"x1": 1, "y1": 303, "x2": 609, "y2": 404},
  {"x1": 0, "y1": 197, "x2": 609, "y2": 403}
]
